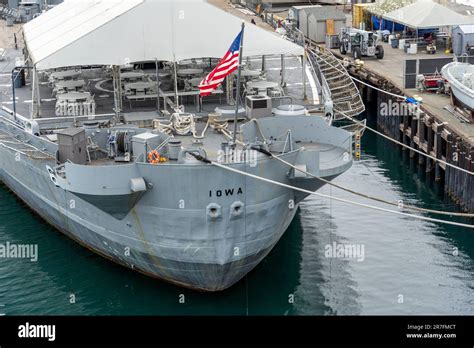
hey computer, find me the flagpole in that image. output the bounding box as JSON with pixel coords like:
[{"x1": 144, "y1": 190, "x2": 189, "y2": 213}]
[{"x1": 232, "y1": 22, "x2": 245, "y2": 147}]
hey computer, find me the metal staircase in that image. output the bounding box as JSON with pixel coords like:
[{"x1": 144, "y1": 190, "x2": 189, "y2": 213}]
[
  {"x1": 308, "y1": 46, "x2": 365, "y2": 120},
  {"x1": 0, "y1": 3, "x2": 20, "y2": 21}
]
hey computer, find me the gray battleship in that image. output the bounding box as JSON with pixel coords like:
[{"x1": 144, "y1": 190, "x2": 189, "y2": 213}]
[{"x1": 0, "y1": 0, "x2": 363, "y2": 291}]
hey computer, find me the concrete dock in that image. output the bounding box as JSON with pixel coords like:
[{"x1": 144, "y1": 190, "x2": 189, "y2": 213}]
[
  {"x1": 0, "y1": 22, "x2": 22, "y2": 49},
  {"x1": 208, "y1": 0, "x2": 272, "y2": 29},
  {"x1": 331, "y1": 42, "x2": 474, "y2": 142}
]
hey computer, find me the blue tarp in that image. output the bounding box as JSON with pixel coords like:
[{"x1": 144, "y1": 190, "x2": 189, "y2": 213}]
[
  {"x1": 372, "y1": 15, "x2": 405, "y2": 32},
  {"x1": 372, "y1": 15, "x2": 439, "y2": 37}
]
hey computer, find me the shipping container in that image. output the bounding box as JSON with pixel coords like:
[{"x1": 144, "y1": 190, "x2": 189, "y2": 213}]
[{"x1": 352, "y1": 3, "x2": 371, "y2": 30}]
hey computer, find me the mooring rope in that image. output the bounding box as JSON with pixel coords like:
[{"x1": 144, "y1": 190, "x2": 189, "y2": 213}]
[
  {"x1": 187, "y1": 152, "x2": 473, "y2": 229},
  {"x1": 236, "y1": 115, "x2": 474, "y2": 217},
  {"x1": 335, "y1": 109, "x2": 474, "y2": 176},
  {"x1": 350, "y1": 75, "x2": 408, "y2": 100},
  {"x1": 249, "y1": 145, "x2": 474, "y2": 218}
]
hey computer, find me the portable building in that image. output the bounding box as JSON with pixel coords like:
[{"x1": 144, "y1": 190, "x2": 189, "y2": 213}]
[
  {"x1": 452, "y1": 25, "x2": 474, "y2": 56},
  {"x1": 293, "y1": 5, "x2": 346, "y2": 43}
]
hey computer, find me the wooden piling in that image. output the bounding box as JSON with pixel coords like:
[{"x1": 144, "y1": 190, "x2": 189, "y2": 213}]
[{"x1": 348, "y1": 59, "x2": 473, "y2": 213}]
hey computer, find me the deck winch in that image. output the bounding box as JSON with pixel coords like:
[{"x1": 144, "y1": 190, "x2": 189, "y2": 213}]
[{"x1": 107, "y1": 130, "x2": 131, "y2": 162}]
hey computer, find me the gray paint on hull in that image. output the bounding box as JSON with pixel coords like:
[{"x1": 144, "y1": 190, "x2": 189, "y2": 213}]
[
  {"x1": 0, "y1": 165, "x2": 296, "y2": 291},
  {"x1": 0, "y1": 115, "x2": 351, "y2": 291}
]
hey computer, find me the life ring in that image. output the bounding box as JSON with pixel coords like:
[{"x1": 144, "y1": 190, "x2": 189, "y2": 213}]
[{"x1": 148, "y1": 150, "x2": 160, "y2": 165}]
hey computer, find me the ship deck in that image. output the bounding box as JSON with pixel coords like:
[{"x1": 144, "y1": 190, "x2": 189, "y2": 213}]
[
  {"x1": 0, "y1": 43, "x2": 351, "y2": 171},
  {"x1": 81, "y1": 127, "x2": 349, "y2": 170},
  {"x1": 0, "y1": 47, "x2": 318, "y2": 130}
]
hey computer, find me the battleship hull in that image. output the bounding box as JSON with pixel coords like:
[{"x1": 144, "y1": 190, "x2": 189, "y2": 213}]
[
  {"x1": 0, "y1": 115, "x2": 352, "y2": 291},
  {"x1": 0, "y1": 166, "x2": 299, "y2": 290}
]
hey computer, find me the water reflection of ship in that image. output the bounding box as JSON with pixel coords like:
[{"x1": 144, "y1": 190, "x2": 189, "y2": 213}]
[
  {"x1": 244, "y1": 205, "x2": 361, "y2": 316},
  {"x1": 245, "y1": 209, "x2": 306, "y2": 315},
  {"x1": 297, "y1": 200, "x2": 362, "y2": 315},
  {"x1": 367, "y1": 126, "x2": 474, "y2": 262}
]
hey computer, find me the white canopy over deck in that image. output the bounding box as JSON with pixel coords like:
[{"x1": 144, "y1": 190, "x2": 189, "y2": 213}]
[
  {"x1": 23, "y1": 0, "x2": 304, "y2": 70},
  {"x1": 382, "y1": 0, "x2": 474, "y2": 29}
]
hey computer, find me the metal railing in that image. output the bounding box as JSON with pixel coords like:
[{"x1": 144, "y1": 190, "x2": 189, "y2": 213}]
[
  {"x1": 0, "y1": 3, "x2": 20, "y2": 19},
  {"x1": 455, "y1": 53, "x2": 474, "y2": 64},
  {"x1": 0, "y1": 105, "x2": 40, "y2": 135}
]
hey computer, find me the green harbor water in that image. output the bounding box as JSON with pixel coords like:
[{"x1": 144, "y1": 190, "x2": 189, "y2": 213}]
[{"x1": 0, "y1": 110, "x2": 473, "y2": 315}]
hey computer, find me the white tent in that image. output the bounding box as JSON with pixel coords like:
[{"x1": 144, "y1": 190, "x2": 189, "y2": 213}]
[
  {"x1": 23, "y1": 0, "x2": 304, "y2": 70},
  {"x1": 382, "y1": 0, "x2": 474, "y2": 29}
]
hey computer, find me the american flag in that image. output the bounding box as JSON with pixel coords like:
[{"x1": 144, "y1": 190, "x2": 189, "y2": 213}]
[{"x1": 199, "y1": 30, "x2": 243, "y2": 97}]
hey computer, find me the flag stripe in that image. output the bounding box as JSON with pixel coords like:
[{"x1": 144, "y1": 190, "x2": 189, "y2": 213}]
[
  {"x1": 203, "y1": 57, "x2": 238, "y2": 82},
  {"x1": 199, "y1": 30, "x2": 242, "y2": 97}
]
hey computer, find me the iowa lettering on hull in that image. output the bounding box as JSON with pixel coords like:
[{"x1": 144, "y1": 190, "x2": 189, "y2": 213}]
[{"x1": 209, "y1": 188, "x2": 244, "y2": 198}]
